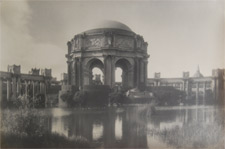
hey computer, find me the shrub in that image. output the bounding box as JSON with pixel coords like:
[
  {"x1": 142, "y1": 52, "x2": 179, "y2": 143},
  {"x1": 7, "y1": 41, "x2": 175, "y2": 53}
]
[
  {"x1": 1, "y1": 109, "x2": 94, "y2": 148},
  {"x1": 60, "y1": 91, "x2": 87, "y2": 107},
  {"x1": 147, "y1": 86, "x2": 185, "y2": 106},
  {"x1": 73, "y1": 91, "x2": 87, "y2": 106},
  {"x1": 109, "y1": 91, "x2": 126, "y2": 106}
]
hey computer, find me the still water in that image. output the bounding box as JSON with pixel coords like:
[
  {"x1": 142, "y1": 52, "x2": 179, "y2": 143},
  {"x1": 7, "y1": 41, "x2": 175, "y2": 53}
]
[{"x1": 43, "y1": 105, "x2": 224, "y2": 148}]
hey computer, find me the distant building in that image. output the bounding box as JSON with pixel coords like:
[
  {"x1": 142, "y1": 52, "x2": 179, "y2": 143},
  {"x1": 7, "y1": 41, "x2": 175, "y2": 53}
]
[
  {"x1": 0, "y1": 65, "x2": 60, "y2": 107},
  {"x1": 147, "y1": 67, "x2": 225, "y2": 105}
]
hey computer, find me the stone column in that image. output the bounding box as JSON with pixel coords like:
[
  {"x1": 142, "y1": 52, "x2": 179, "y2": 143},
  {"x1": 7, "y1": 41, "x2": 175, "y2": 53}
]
[
  {"x1": 71, "y1": 61, "x2": 76, "y2": 85},
  {"x1": 196, "y1": 82, "x2": 199, "y2": 106},
  {"x1": 127, "y1": 66, "x2": 134, "y2": 88},
  {"x1": 40, "y1": 82, "x2": 43, "y2": 94},
  {"x1": 180, "y1": 82, "x2": 183, "y2": 90},
  {"x1": 144, "y1": 60, "x2": 148, "y2": 87},
  {"x1": 111, "y1": 56, "x2": 115, "y2": 87},
  {"x1": 25, "y1": 81, "x2": 28, "y2": 96},
  {"x1": 37, "y1": 82, "x2": 40, "y2": 94},
  {"x1": 67, "y1": 61, "x2": 71, "y2": 85},
  {"x1": 173, "y1": 83, "x2": 176, "y2": 88},
  {"x1": 44, "y1": 82, "x2": 47, "y2": 108},
  {"x1": 185, "y1": 80, "x2": 190, "y2": 100},
  {"x1": 78, "y1": 58, "x2": 83, "y2": 88},
  {"x1": 32, "y1": 81, "x2": 35, "y2": 107},
  {"x1": 212, "y1": 78, "x2": 216, "y2": 100},
  {"x1": 17, "y1": 78, "x2": 21, "y2": 96},
  {"x1": 104, "y1": 56, "x2": 115, "y2": 87},
  {"x1": 135, "y1": 59, "x2": 140, "y2": 87},
  {"x1": 203, "y1": 82, "x2": 206, "y2": 105},
  {"x1": 182, "y1": 81, "x2": 185, "y2": 91},
  {"x1": 12, "y1": 77, "x2": 17, "y2": 99},
  {"x1": 7, "y1": 79, "x2": 11, "y2": 100},
  {"x1": 157, "y1": 81, "x2": 161, "y2": 86},
  {"x1": 140, "y1": 60, "x2": 144, "y2": 83}
]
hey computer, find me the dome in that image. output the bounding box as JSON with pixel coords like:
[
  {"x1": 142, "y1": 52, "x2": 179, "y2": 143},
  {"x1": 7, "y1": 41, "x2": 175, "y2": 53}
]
[
  {"x1": 87, "y1": 20, "x2": 132, "y2": 32},
  {"x1": 192, "y1": 66, "x2": 204, "y2": 78}
]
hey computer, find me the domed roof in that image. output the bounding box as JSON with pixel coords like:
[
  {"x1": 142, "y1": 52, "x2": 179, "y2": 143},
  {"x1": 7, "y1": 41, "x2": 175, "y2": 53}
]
[
  {"x1": 89, "y1": 20, "x2": 132, "y2": 32},
  {"x1": 192, "y1": 66, "x2": 204, "y2": 78}
]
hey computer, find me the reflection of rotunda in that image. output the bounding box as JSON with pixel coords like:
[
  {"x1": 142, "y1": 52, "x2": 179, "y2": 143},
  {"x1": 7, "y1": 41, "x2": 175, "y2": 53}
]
[{"x1": 66, "y1": 20, "x2": 149, "y2": 89}]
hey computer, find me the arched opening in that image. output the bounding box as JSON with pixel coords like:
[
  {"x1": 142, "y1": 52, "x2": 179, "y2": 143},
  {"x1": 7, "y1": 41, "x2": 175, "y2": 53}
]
[
  {"x1": 92, "y1": 67, "x2": 103, "y2": 85},
  {"x1": 115, "y1": 59, "x2": 131, "y2": 89},
  {"x1": 115, "y1": 67, "x2": 122, "y2": 89},
  {"x1": 115, "y1": 67, "x2": 122, "y2": 83},
  {"x1": 87, "y1": 58, "x2": 104, "y2": 85}
]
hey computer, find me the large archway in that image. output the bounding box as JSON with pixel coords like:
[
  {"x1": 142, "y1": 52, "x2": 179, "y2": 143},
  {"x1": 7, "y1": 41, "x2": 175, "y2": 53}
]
[
  {"x1": 115, "y1": 58, "x2": 132, "y2": 89},
  {"x1": 85, "y1": 58, "x2": 104, "y2": 85}
]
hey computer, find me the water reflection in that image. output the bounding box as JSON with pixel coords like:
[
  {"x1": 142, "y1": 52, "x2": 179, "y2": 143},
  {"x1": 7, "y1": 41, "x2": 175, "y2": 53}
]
[
  {"x1": 46, "y1": 106, "x2": 224, "y2": 148},
  {"x1": 52, "y1": 117, "x2": 69, "y2": 137},
  {"x1": 115, "y1": 116, "x2": 122, "y2": 140}
]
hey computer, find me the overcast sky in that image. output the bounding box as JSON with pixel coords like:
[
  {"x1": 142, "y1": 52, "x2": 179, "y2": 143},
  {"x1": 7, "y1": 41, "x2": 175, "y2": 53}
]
[{"x1": 1, "y1": 0, "x2": 224, "y2": 80}]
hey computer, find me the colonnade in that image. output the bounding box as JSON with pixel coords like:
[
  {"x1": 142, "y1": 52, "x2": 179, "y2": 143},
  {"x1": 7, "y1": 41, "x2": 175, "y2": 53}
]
[
  {"x1": 0, "y1": 71, "x2": 50, "y2": 105},
  {"x1": 150, "y1": 79, "x2": 212, "y2": 105},
  {"x1": 69, "y1": 56, "x2": 148, "y2": 89}
]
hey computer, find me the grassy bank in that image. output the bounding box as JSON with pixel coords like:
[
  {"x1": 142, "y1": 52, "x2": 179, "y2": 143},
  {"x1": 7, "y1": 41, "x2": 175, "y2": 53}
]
[
  {"x1": 1, "y1": 132, "x2": 94, "y2": 148},
  {"x1": 158, "y1": 123, "x2": 225, "y2": 148},
  {"x1": 1, "y1": 109, "x2": 96, "y2": 148}
]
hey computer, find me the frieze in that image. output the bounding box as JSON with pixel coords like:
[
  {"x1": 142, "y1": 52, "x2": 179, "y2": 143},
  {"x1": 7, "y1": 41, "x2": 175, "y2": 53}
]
[
  {"x1": 85, "y1": 36, "x2": 104, "y2": 49},
  {"x1": 115, "y1": 36, "x2": 134, "y2": 50}
]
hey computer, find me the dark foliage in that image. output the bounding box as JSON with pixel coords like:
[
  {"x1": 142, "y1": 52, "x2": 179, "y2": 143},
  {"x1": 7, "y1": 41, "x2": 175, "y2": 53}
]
[
  {"x1": 1, "y1": 133, "x2": 94, "y2": 148},
  {"x1": 1, "y1": 109, "x2": 94, "y2": 148},
  {"x1": 147, "y1": 86, "x2": 186, "y2": 106},
  {"x1": 4, "y1": 94, "x2": 46, "y2": 109},
  {"x1": 109, "y1": 91, "x2": 127, "y2": 106},
  {"x1": 60, "y1": 91, "x2": 88, "y2": 107}
]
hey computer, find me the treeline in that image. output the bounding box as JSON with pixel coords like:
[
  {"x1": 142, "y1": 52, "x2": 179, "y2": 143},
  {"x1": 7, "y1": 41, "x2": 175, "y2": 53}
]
[{"x1": 146, "y1": 86, "x2": 215, "y2": 106}]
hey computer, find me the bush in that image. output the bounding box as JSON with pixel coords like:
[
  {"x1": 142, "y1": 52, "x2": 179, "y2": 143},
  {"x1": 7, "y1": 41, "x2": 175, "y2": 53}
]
[
  {"x1": 147, "y1": 86, "x2": 185, "y2": 106},
  {"x1": 60, "y1": 91, "x2": 87, "y2": 107},
  {"x1": 1, "y1": 109, "x2": 46, "y2": 137},
  {"x1": 73, "y1": 91, "x2": 87, "y2": 106},
  {"x1": 109, "y1": 91, "x2": 127, "y2": 106},
  {"x1": 4, "y1": 94, "x2": 46, "y2": 109}
]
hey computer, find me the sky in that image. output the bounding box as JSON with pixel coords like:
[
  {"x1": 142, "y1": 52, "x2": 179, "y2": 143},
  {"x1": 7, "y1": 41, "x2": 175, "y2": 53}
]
[{"x1": 0, "y1": 0, "x2": 224, "y2": 80}]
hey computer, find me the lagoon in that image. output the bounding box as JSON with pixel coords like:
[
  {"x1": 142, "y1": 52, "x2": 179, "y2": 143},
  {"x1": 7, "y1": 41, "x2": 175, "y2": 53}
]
[{"x1": 1, "y1": 105, "x2": 224, "y2": 148}]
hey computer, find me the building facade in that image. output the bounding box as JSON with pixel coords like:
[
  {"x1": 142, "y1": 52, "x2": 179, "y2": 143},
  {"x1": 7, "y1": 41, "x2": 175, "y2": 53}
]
[
  {"x1": 147, "y1": 68, "x2": 225, "y2": 104},
  {"x1": 0, "y1": 65, "x2": 59, "y2": 106}
]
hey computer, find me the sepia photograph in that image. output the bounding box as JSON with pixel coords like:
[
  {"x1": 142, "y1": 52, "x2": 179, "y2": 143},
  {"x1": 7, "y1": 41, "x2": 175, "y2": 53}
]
[{"x1": 0, "y1": 0, "x2": 224, "y2": 148}]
